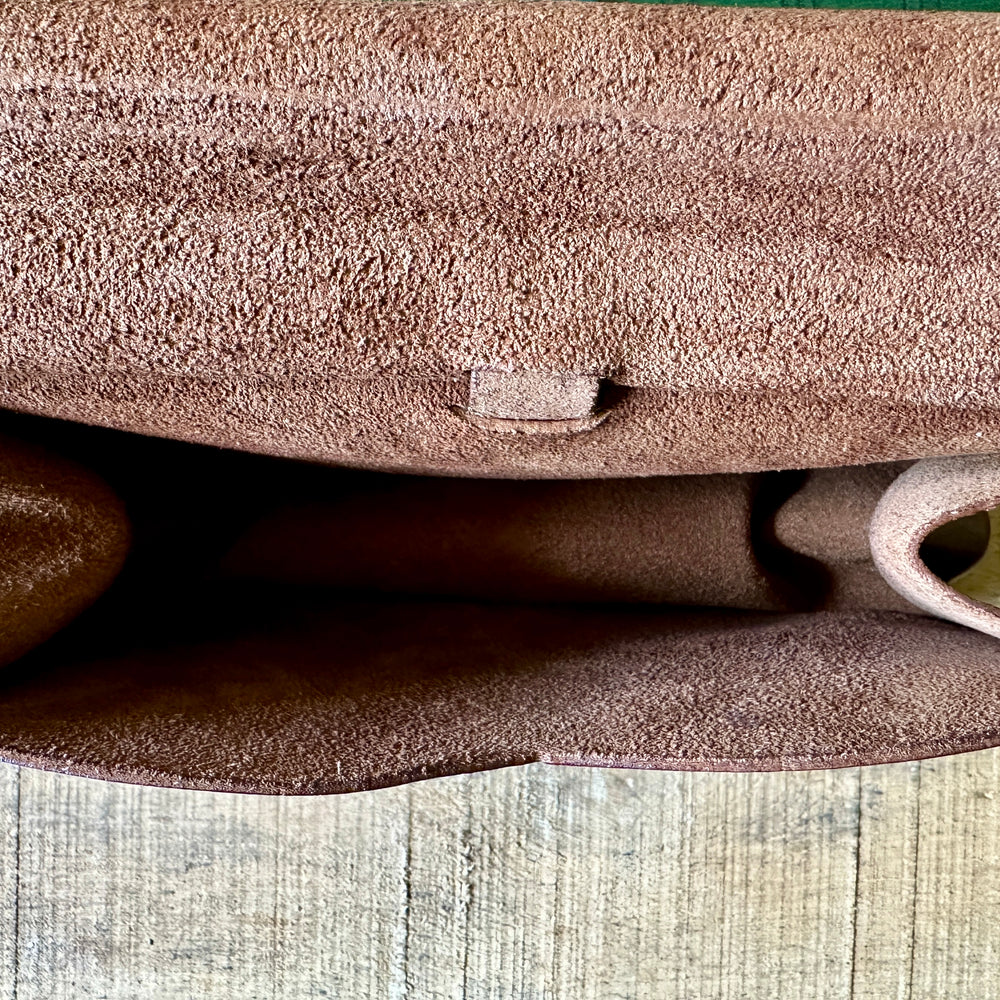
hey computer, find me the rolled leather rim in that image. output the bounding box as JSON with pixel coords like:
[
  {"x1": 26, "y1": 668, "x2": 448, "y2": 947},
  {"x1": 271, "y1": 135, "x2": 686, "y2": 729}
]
[{"x1": 871, "y1": 455, "x2": 1000, "y2": 638}]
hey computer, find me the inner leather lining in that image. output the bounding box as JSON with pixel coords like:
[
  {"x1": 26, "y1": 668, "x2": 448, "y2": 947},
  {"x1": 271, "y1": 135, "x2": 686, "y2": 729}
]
[{"x1": 3, "y1": 411, "x2": 999, "y2": 792}]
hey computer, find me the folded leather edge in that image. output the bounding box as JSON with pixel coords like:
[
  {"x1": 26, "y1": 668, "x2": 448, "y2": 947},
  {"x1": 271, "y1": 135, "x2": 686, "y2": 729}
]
[{"x1": 871, "y1": 454, "x2": 1000, "y2": 638}]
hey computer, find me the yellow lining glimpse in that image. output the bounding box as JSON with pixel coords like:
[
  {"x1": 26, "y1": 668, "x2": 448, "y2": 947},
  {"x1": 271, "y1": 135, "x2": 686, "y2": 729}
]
[{"x1": 950, "y1": 508, "x2": 1000, "y2": 608}]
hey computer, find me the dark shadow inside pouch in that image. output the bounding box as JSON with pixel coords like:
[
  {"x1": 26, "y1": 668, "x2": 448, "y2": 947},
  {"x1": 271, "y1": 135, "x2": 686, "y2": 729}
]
[
  {"x1": 3, "y1": 410, "x2": 1000, "y2": 794},
  {"x1": 921, "y1": 513, "x2": 991, "y2": 582}
]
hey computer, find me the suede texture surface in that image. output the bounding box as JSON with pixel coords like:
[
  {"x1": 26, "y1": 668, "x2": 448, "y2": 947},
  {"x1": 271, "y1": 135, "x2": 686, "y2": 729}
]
[
  {"x1": 220, "y1": 474, "x2": 790, "y2": 609},
  {"x1": 871, "y1": 454, "x2": 1000, "y2": 636},
  {"x1": 772, "y1": 461, "x2": 921, "y2": 612},
  {"x1": 2, "y1": 0, "x2": 1000, "y2": 476},
  {"x1": 219, "y1": 462, "x2": 920, "y2": 611}
]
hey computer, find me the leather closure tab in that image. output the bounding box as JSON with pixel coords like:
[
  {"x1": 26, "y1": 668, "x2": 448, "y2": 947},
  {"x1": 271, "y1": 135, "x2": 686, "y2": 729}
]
[{"x1": 460, "y1": 369, "x2": 609, "y2": 434}]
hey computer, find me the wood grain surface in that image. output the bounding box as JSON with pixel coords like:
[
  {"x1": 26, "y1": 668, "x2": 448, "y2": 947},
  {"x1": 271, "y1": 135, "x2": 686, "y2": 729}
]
[{"x1": 1, "y1": 752, "x2": 999, "y2": 999}]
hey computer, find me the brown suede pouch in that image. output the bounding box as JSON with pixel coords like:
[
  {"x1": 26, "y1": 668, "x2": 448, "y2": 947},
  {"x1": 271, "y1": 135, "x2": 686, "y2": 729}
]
[{"x1": 4, "y1": 0, "x2": 1000, "y2": 792}]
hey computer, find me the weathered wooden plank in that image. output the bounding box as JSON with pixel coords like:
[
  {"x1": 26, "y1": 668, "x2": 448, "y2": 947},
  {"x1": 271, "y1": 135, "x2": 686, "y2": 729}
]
[
  {"x1": 5, "y1": 752, "x2": 1000, "y2": 999},
  {"x1": 850, "y1": 761, "x2": 921, "y2": 1000},
  {"x1": 908, "y1": 752, "x2": 1000, "y2": 998},
  {"x1": 639, "y1": 768, "x2": 860, "y2": 1000},
  {"x1": 401, "y1": 773, "x2": 478, "y2": 1000},
  {"x1": 0, "y1": 767, "x2": 18, "y2": 1000},
  {"x1": 11, "y1": 768, "x2": 411, "y2": 999},
  {"x1": 384, "y1": 764, "x2": 862, "y2": 1000},
  {"x1": 14, "y1": 769, "x2": 278, "y2": 999},
  {"x1": 267, "y1": 788, "x2": 410, "y2": 998}
]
